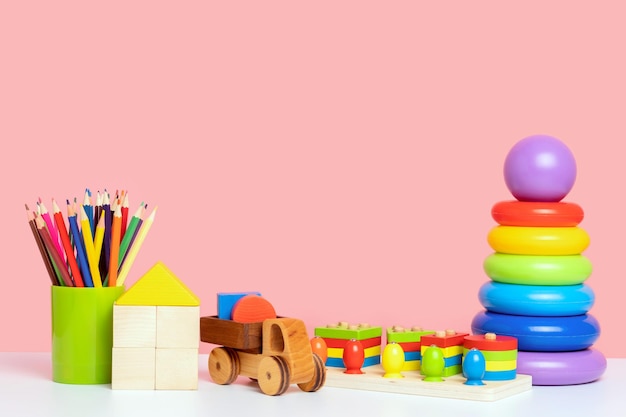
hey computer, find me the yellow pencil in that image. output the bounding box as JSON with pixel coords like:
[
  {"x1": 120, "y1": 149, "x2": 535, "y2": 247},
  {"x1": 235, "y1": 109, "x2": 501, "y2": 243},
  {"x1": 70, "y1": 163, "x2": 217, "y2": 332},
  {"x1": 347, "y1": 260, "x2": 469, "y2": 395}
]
[
  {"x1": 80, "y1": 205, "x2": 102, "y2": 287},
  {"x1": 116, "y1": 206, "x2": 157, "y2": 287},
  {"x1": 93, "y1": 214, "x2": 106, "y2": 273}
]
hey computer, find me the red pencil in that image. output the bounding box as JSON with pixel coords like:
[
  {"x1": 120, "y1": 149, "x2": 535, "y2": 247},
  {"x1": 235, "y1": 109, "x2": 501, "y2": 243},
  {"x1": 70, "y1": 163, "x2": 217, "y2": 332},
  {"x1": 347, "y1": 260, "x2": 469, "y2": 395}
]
[
  {"x1": 26, "y1": 204, "x2": 59, "y2": 285},
  {"x1": 120, "y1": 191, "x2": 129, "y2": 242},
  {"x1": 35, "y1": 214, "x2": 73, "y2": 287},
  {"x1": 52, "y1": 199, "x2": 84, "y2": 287}
]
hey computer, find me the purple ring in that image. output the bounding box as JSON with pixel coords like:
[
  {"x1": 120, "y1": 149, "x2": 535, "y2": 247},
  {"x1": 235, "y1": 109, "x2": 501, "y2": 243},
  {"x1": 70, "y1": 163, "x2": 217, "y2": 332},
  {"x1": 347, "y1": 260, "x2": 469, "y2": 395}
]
[{"x1": 517, "y1": 349, "x2": 607, "y2": 385}]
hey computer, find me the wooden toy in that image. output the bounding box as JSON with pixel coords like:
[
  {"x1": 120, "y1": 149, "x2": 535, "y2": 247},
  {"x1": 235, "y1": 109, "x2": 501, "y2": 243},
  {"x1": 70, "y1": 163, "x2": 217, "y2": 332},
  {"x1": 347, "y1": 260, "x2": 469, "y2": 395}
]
[
  {"x1": 200, "y1": 315, "x2": 326, "y2": 395},
  {"x1": 517, "y1": 349, "x2": 606, "y2": 386},
  {"x1": 217, "y1": 291, "x2": 261, "y2": 319},
  {"x1": 462, "y1": 348, "x2": 486, "y2": 386},
  {"x1": 315, "y1": 322, "x2": 382, "y2": 368},
  {"x1": 310, "y1": 336, "x2": 328, "y2": 363},
  {"x1": 421, "y1": 345, "x2": 445, "y2": 382},
  {"x1": 112, "y1": 262, "x2": 200, "y2": 390},
  {"x1": 463, "y1": 333, "x2": 517, "y2": 381},
  {"x1": 386, "y1": 325, "x2": 434, "y2": 371},
  {"x1": 323, "y1": 365, "x2": 532, "y2": 401},
  {"x1": 231, "y1": 294, "x2": 276, "y2": 322},
  {"x1": 343, "y1": 339, "x2": 365, "y2": 374},
  {"x1": 381, "y1": 342, "x2": 405, "y2": 378},
  {"x1": 420, "y1": 330, "x2": 468, "y2": 377}
]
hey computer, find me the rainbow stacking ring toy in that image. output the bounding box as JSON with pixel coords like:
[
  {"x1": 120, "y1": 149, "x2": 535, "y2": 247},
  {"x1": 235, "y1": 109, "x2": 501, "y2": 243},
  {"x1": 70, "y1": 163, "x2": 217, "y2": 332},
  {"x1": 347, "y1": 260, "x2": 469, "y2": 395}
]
[
  {"x1": 483, "y1": 253, "x2": 592, "y2": 285},
  {"x1": 491, "y1": 200, "x2": 584, "y2": 227},
  {"x1": 487, "y1": 225, "x2": 590, "y2": 255},
  {"x1": 516, "y1": 349, "x2": 607, "y2": 386},
  {"x1": 471, "y1": 311, "x2": 600, "y2": 352},
  {"x1": 478, "y1": 282, "x2": 595, "y2": 316}
]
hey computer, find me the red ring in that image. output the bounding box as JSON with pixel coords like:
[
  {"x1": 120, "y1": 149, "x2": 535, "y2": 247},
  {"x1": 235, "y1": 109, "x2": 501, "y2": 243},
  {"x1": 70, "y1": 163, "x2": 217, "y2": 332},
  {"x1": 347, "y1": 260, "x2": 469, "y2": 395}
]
[{"x1": 491, "y1": 200, "x2": 584, "y2": 227}]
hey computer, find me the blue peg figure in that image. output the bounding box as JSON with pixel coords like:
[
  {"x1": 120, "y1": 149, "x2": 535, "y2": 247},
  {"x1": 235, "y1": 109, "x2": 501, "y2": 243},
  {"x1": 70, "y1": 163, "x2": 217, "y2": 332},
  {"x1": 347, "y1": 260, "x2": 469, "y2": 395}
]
[{"x1": 463, "y1": 348, "x2": 486, "y2": 386}]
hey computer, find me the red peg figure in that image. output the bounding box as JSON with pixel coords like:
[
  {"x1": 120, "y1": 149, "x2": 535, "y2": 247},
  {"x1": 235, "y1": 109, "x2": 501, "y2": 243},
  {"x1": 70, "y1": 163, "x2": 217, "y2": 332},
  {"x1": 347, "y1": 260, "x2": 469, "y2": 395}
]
[
  {"x1": 343, "y1": 339, "x2": 365, "y2": 374},
  {"x1": 310, "y1": 336, "x2": 328, "y2": 364},
  {"x1": 382, "y1": 342, "x2": 405, "y2": 378}
]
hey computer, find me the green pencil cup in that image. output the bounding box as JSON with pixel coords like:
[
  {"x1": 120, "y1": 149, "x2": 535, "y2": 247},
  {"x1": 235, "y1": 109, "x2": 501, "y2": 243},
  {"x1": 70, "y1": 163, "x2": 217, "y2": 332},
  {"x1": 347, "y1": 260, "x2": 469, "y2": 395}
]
[{"x1": 51, "y1": 285, "x2": 124, "y2": 384}]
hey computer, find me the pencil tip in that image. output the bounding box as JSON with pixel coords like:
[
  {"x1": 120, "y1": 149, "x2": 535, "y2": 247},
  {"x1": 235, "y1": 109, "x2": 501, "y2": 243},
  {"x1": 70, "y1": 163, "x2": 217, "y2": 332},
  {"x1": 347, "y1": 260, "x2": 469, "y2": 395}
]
[{"x1": 25, "y1": 203, "x2": 29, "y2": 210}]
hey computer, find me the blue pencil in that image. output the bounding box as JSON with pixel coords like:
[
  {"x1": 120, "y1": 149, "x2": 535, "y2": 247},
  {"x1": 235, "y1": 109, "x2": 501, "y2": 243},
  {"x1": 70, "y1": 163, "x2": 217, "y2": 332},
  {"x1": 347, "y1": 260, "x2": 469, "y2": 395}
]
[
  {"x1": 82, "y1": 188, "x2": 94, "y2": 235},
  {"x1": 67, "y1": 199, "x2": 94, "y2": 287}
]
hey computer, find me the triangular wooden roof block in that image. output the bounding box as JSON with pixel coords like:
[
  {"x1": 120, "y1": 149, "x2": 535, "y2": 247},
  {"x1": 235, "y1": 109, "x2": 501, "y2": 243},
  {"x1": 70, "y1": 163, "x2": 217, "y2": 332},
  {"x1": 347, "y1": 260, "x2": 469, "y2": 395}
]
[{"x1": 116, "y1": 261, "x2": 200, "y2": 306}]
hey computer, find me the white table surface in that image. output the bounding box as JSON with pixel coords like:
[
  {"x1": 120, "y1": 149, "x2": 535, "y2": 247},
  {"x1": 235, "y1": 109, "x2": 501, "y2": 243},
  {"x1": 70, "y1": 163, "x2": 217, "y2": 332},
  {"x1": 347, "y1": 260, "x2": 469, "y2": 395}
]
[{"x1": 1, "y1": 353, "x2": 624, "y2": 417}]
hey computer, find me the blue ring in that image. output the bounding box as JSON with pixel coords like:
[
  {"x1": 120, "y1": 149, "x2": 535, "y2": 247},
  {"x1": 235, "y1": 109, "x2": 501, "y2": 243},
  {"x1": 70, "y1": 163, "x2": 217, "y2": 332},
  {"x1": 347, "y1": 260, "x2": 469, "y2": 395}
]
[
  {"x1": 478, "y1": 282, "x2": 595, "y2": 316},
  {"x1": 471, "y1": 311, "x2": 600, "y2": 352}
]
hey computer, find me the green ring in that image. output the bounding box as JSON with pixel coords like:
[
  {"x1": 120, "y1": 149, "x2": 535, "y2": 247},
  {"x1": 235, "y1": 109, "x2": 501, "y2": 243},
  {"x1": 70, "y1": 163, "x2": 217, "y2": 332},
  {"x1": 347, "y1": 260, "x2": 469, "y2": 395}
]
[{"x1": 484, "y1": 253, "x2": 592, "y2": 285}]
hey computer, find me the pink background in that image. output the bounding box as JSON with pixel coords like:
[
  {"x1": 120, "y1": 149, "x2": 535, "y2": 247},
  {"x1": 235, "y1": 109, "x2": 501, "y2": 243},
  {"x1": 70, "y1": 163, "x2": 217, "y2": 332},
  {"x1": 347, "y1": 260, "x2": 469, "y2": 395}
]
[{"x1": 2, "y1": 2, "x2": 625, "y2": 357}]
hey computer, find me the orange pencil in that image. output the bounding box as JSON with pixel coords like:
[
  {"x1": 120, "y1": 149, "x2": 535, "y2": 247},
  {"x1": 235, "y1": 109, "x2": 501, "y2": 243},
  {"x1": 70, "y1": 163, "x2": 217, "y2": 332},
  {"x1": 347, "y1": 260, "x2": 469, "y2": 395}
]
[
  {"x1": 35, "y1": 214, "x2": 73, "y2": 287},
  {"x1": 107, "y1": 203, "x2": 122, "y2": 287},
  {"x1": 26, "y1": 204, "x2": 59, "y2": 285},
  {"x1": 52, "y1": 199, "x2": 84, "y2": 287}
]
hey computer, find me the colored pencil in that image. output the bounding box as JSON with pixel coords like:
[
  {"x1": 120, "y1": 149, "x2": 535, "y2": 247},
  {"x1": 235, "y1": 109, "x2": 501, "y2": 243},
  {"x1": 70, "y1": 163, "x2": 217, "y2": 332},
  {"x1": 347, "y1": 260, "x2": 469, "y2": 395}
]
[
  {"x1": 35, "y1": 214, "x2": 73, "y2": 287},
  {"x1": 93, "y1": 214, "x2": 106, "y2": 275},
  {"x1": 101, "y1": 191, "x2": 112, "y2": 274},
  {"x1": 118, "y1": 202, "x2": 144, "y2": 269},
  {"x1": 52, "y1": 199, "x2": 84, "y2": 287},
  {"x1": 116, "y1": 206, "x2": 157, "y2": 287},
  {"x1": 37, "y1": 199, "x2": 65, "y2": 262},
  {"x1": 120, "y1": 191, "x2": 129, "y2": 241},
  {"x1": 107, "y1": 204, "x2": 123, "y2": 287},
  {"x1": 82, "y1": 188, "x2": 94, "y2": 235},
  {"x1": 80, "y1": 205, "x2": 102, "y2": 287},
  {"x1": 94, "y1": 190, "x2": 103, "y2": 233},
  {"x1": 67, "y1": 200, "x2": 94, "y2": 287},
  {"x1": 26, "y1": 204, "x2": 59, "y2": 286}
]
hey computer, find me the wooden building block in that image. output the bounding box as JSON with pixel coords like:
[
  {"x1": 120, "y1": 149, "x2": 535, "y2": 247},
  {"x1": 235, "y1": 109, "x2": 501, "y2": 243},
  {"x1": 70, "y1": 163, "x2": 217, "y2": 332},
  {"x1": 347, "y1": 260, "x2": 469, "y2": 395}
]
[
  {"x1": 155, "y1": 348, "x2": 198, "y2": 390},
  {"x1": 113, "y1": 305, "x2": 157, "y2": 348},
  {"x1": 217, "y1": 291, "x2": 261, "y2": 319},
  {"x1": 111, "y1": 347, "x2": 156, "y2": 390},
  {"x1": 315, "y1": 322, "x2": 382, "y2": 340},
  {"x1": 156, "y1": 306, "x2": 199, "y2": 349},
  {"x1": 200, "y1": 316, "x2": 263, "y2": 352},
  {"x1": 115, "y1": 261, "x2": 200, "y2": 306}
]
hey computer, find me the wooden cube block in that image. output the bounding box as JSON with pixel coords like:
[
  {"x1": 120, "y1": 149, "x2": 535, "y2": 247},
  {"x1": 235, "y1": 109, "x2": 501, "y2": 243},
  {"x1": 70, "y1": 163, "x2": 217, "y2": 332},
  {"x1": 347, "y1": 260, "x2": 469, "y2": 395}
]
[
  {"x1": 113, "y1": 305, "x2": 157, "y2": 348},
  {"x1": 156, "y1": 306, "x2": 199, "y2": 349},
  {"x1": 111, "y1": 347, "x2": 156, "y2": 390},
  {"x1": 155, "y1": 348, "x2": 198, "y2": 390}
]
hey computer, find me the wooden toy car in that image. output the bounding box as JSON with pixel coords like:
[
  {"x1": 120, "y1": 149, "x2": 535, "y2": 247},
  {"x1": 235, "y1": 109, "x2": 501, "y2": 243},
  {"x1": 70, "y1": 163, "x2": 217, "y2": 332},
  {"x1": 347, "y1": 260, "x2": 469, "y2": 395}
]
[{"x1": 200, "y1": 315, "x2": 326, "y2": 395}]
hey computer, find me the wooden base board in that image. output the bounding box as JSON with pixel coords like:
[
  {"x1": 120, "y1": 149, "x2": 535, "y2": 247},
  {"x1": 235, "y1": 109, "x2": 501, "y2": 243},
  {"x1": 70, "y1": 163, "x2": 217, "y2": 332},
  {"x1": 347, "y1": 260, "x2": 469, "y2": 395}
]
[{"x1": 324, "y1": 365, "x2": 532, "y2": 401}]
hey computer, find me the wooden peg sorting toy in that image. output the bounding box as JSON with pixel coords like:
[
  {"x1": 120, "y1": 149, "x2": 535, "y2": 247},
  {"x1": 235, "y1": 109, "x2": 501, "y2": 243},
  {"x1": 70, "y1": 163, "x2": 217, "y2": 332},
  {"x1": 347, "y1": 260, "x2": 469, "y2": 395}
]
[
  {"x1": 310, "y1": 336, "x2": 328, "y2": 364},
  {"x1": 463, "y1": 348, "x2": 486, "y2": 386},
  {"x1": 382, "y1": 342, "x2": 405, "y2": 378},
  {"x1": 421, "y1": 344, "x2": 445, "y2": 382},
  {"x1": 343, "y1": 339, "x2": 365, "y2": 374}
]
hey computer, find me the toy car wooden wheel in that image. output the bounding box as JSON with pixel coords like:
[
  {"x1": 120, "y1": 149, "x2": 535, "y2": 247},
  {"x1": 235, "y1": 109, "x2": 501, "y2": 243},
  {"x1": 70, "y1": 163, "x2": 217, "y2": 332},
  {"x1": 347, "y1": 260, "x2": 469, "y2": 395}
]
[
  {"x1": 208, "y1": 347, "x2": 240, "y2": 385},
  {"x1": 257, "y1": 355, "x2": 290, "y2": 395},
  {"x1": 297, "y1": 353, "x2": 326, "y2": 392}
]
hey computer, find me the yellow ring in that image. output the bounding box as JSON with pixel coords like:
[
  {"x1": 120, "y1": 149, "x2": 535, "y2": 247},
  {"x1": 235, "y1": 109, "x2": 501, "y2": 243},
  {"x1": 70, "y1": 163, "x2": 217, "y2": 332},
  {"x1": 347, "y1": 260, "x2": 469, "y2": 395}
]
[{"x1": 487, "y1": 226, "x2": 589, "y2": 255}]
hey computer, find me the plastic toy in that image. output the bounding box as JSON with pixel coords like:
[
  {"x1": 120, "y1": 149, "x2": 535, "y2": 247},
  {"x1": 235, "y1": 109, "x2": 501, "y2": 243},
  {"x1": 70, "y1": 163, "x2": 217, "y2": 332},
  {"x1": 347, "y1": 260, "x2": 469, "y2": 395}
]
[
  {"x1": 462, "y1": 348, "x2": 486, "y2": 386},
  {"x1": 478, "y1": 282, "x2": 595, "y2": 316},
  {"x1": 386, "y1": 325, "x2": 434, "y2": 371},
  {"x1": 483, "y1": 253, "x2": 592, "y2": 285},
  {"x1": 420, "y1": 330, "x2": 468, "y2": 377},
  {"x1": 471, "y1": 311, "x2": 600, "y2": 352},
  {"x1": 503, "y1": 134, "x2": 577, "y2": 202},
  {"x1": 111, "y1": 262, "x2": 200, "y2": 390},
  {"x1": 491, "y1": 200, "x2": 584, "y2": 227},
  {"x1": 487, "y1": 225, "x2": 589, "y2": 255},
  {"x1": 516, "y1": 349, "x2": 607, "y2": 385}
]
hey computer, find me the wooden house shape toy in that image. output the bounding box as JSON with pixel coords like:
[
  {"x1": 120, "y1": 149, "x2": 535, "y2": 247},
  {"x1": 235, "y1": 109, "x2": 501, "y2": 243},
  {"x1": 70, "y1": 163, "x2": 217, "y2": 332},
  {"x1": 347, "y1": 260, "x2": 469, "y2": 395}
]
[{"x1": 111, "y1": 261, "x2": 200, "y2": 390}]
